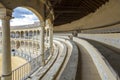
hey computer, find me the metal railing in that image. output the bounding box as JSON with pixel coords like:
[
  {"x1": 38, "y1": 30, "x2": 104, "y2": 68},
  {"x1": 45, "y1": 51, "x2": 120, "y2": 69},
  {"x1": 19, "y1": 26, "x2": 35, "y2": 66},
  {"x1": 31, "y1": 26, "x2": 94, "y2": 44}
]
[
  {"x1": 0, "y1": 49, "x2": 50, "y2": 80},
  {"x1": 12, "y1": 54, "x2": 41, "y2": 80},
  {"x1": 12, "y1": 61, "x2": 31, "y2": 80},
  {"x1": 14, "y1": 51, "x2": 32, "y2": 61}
]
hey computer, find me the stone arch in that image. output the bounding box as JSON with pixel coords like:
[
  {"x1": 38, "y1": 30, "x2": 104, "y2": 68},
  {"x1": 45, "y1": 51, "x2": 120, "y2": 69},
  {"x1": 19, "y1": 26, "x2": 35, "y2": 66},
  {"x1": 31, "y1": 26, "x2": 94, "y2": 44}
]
[
  {"x1": 12, "y1": 6, "x2": 44, "y2": 28},
  {"x1": 23, "y1": 6, "x2": 44, "y2": 22},
  {"x1": 21, "y1": 41, "x2": 24, "y2": 47},
  {"x1": 37, "y1": 30, "x2": 40, "y2": 40},
  {"x1": 25, "y1": 31, "x2": 29, "y2": 39},
  {"x1": 37, "y1": 30, "x2": 40, "y2": 34},
  {"x1": 21, "y1": 31, "x2": 24, "y2": 38},
  {"x1": 0, "y1": 0, "x2": 46, "y2": 21},
  {"x1": 16, "y1": 31, "x2": 20, "y2": 38},
  {"x1": 16, "y1": 40, "x2": 20, "y2": 49},
  {"x1": 25, "y1": 41, "x2": 28, "y2": 47},
  {"x1": 28, "y1": 30, "x2": 33, "y2": 39},
  {"x1": 10, "y1": 31, "x2": 15, "y2": 38},
  {"x1": 32, "y1": 30, "x2": 34, "y2": 38},
  {"x1": 11, "y1": 40, "x2": 15, "y2": 49},
  {"x1": 33, "y1": 30, "x2": 37, "y2": 39}
]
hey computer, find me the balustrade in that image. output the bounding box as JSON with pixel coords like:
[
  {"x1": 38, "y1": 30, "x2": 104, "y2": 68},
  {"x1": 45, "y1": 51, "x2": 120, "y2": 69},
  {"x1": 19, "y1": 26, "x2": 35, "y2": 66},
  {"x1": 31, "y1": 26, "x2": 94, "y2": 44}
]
[{"x1": 0, "y1": 25, "x2": 53, "y2": 80}]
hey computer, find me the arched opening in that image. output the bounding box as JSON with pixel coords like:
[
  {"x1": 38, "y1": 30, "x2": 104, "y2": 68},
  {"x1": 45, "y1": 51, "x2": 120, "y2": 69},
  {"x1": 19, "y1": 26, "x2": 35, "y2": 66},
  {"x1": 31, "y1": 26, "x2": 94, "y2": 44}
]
[
  {"x1": 11, "y1": 7, "x2": 41, "y2": 26},
  {"x1": 0, "y1": 4, "x2": 47, "y2": 79},
  {"x1": 16, "y1": 31, "x2": 20, "y2": 38},
  {"x1": 16, "y1": 41, "x2": 20, "y2": 49},
  {"x1": 29, "y1": 30, "x2": 33, "y2": 39},
  {"x1": 9, "y1": 7, "x2": 44, "y2": 80},
  {"x1": 0, "y1": 0, "x2": 56, "y2": 79}
]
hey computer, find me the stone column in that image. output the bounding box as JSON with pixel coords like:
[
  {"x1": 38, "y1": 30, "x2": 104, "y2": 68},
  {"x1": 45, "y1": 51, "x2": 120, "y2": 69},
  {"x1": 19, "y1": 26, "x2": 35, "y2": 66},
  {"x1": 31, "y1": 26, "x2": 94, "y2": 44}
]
[
  {"x1": 28, "y1": 31, "x2": 31, "y2": 60},
  {"x1": 24, "y1": 31, "x2": 25, "y2": 39},
  {"x1": 46, "y1": 28, "x2": 48, "y2": 44},
  {"x1": 49, "y1": 24, "x2": 53, "y2": 55},
  {"x1": 32, "y1": 31, "x2": 34, "y2": 40},
  {"x1": 15, "y1": 32, "x2": 16, "y2": 39},
  {"x1": 36, "y1": 31, "x2": 38, "y2": 56},
  {"x1": 20, "y1": 32, "x2": 22, "y2": 55},
  {"x1": 1, "y1": 12, "x2": 12, "y2": 80},
  {"x1": 32, "y1": 31, "x2": 34, "y2": 56},
  {"x1": 28, "y1": 42, "x2": 29, "y2": 57},
  {"x1": 29, "y1": 43, "x2": 32, "y2": 60},
  {"x1": 23, "y1": 41, "x2": 26, "y2": 55},
  {"x1": 20, "y1": 32, "x2": 22, "y2": 39},
  {"x1": 40, "y1": 22, "x2": 45, "y2": 66}
]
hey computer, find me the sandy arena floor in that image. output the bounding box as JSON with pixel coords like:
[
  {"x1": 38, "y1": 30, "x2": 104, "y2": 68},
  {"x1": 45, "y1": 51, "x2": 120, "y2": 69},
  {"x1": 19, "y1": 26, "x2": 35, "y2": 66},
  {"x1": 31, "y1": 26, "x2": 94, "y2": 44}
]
[{"x1": 0, "y1": 54, "x2": 27, "y2": 75}]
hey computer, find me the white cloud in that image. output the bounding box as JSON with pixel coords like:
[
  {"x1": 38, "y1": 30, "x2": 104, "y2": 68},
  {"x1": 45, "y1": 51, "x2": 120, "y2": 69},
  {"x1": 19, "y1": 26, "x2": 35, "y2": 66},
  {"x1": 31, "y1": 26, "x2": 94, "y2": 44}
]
[
  {"x1": 0, "y1": 7, "x2": 39, "y2": 27},
  {"x1": 10, "y1": 14, "x2": 39, "y2": 26},
  {"x1": 11, "y1": 18, "x2": 33, "y2": 26}
]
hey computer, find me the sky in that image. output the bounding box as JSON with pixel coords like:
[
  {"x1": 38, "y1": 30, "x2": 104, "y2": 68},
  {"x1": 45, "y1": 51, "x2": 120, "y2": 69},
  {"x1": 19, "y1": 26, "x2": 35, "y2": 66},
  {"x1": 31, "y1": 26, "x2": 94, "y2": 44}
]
[{"x1": 0, "y1": 7, "x2": 39, "y2": 27}]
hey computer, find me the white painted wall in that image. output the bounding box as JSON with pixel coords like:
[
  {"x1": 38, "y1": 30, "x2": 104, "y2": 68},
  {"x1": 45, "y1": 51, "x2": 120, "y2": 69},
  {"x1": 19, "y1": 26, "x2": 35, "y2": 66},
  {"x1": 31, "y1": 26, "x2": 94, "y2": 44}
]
[{"x1": 78, "y1": 33, "x2": 120, "y2": 50}]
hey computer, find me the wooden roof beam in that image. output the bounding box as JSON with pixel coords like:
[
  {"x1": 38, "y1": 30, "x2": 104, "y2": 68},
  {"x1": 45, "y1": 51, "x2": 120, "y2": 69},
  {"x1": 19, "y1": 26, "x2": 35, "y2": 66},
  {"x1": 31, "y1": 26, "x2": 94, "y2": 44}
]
[
  {"x1": 55, "y1": 10, "x2": 89, "y2": 14},
  {"x1": 90, "y1": 0, "x2": 101, "y2": 7},
  {"x1": 83, "y1": 0, "x2": 98, "y2": 10},
  {"x1": 79, "y1": 1, "x2": 95, "y2": 12},
  {"x1": 94, "y1": 0, "x2": 104, "y2": 5}
]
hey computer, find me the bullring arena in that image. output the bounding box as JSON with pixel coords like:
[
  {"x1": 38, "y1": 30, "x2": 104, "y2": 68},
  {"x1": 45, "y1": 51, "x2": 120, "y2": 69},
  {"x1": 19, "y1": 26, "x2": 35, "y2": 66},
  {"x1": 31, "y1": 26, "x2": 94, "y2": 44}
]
[
  {"x1": 0, "y1": 22, "x2": 53, "y2": 80},
  {"x1": 0, "y1": 54, "x2": 27, "y2": 75},
  {"x1": 0, "y1": 0, "x2": 120, "y2": 80}
]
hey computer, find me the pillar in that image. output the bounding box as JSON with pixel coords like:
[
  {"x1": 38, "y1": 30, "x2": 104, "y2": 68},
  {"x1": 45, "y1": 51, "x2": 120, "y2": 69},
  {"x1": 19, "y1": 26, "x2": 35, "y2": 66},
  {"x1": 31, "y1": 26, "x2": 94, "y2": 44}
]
[
  {"x1": 49, "y1": 24, "x2": 53, "y2": 55},
  {"x1": 40, "y1": 22, "x2": 45, "y2": 66},
  {"x1": 28, "y1": 34, "x2": 30, "y2": 60},
  {"x1": 32, "y1": 31, "x2": 34, "y2": 40},
  {"x1": 36, "y1": 31, "x2": 38, "y2": 56},
  {"x1": 32, "y1": 42, "x2": 33, "y2": 57},
  {"x1": 20, "y1": 32, "x2": 22, "y2": 55},
  {"x1": 46, "y1": 28, "x2": 48, "y2": 44},
  {"x1": 24, "y1": 41, "x2": 26, "y2": 54},
  {"x1": 15, "y1": 32, "x2": 16, "y2": 39},
  {"x1": 32, "y1": 31, "x2": 34, "y2": 56},
  {"x1": 0, "y1": 9, "x2": 12, "y2": 80},
  {"x1": 29, "y1": 43, "x2": 32, "y2": 60}
]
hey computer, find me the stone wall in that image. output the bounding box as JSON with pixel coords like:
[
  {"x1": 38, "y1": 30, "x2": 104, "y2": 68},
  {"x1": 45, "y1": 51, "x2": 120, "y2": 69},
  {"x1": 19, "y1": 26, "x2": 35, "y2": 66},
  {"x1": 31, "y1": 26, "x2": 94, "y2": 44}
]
[
  {"x1": 78, "y1": 33, "x2": 120, "y2": 51},
  {"x1": 81, "y1": 23, "x2": 120, "y2": 33}
]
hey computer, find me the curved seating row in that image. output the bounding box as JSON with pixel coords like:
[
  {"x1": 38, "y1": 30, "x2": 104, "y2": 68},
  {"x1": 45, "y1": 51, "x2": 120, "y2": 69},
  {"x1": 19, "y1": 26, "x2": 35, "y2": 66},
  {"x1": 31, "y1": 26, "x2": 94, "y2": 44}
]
[
  {"x1": 27, "y1": 37, "x2": 79, "y2": 80},
  {"x1": 53, "y1": 38, "x2": 78, "y2": 80},
  {"x1": 27, "y1": 40, "x2": 60, "y2": 79},
  {"x1": 41, "y1": 39, "x2": 67, "y2": 80},
  {"x1": 73, "y1": 37, "x2": 119, "y2": 80}
]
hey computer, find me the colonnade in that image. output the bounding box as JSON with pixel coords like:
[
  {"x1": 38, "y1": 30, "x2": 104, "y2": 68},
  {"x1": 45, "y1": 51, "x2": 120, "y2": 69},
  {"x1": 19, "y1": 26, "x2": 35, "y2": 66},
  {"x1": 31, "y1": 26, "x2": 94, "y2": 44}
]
[{"x1": 0, "y1": 8, "x2": 53, "y2": 80}]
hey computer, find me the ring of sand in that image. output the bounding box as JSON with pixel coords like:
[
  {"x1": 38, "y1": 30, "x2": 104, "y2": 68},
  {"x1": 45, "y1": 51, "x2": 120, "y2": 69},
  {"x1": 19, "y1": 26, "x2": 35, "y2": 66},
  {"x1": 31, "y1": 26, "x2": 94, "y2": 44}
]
[{"x1": 0, "y1": 54, "x2": 27, "y2": 75}]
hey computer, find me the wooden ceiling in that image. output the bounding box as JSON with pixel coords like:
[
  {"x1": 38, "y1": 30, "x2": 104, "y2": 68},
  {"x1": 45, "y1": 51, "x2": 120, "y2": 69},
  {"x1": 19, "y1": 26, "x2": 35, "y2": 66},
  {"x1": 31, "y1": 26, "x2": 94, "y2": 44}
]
[{"x1": 49, "y1": 0, "x2": 109, "y2": 26}]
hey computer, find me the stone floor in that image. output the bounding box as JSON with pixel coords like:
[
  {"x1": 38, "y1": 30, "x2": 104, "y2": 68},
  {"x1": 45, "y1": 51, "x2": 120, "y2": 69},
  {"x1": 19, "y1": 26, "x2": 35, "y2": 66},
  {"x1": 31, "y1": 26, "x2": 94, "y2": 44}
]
[
  {"x1": 75, "y1": 43, "x2": 101, "y2": 80},
  {"x1": 84, "y1": 39, "x2": 120, "y2": 76}
]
